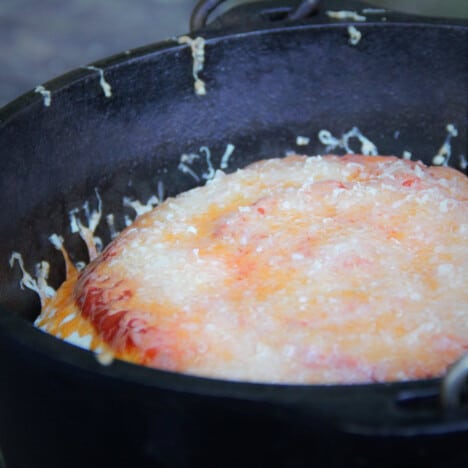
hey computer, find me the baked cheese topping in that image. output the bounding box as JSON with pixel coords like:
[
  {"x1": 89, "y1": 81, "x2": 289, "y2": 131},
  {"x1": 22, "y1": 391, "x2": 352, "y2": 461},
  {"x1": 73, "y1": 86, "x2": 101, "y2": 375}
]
[{"x1": 32, "y1": 155, "x2": 468, "y2": 383}]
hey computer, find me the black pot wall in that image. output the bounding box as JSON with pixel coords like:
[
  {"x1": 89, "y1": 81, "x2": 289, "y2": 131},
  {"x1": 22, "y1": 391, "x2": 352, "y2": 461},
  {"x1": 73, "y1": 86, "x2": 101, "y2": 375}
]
[{"x1": 1, "y1": 330, "x2": 467, "y2": 468}]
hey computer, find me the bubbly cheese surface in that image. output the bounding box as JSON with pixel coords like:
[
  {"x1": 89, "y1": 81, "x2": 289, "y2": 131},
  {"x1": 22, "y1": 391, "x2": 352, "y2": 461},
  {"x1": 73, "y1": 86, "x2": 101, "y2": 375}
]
[{"x1": 36, "y1": 155, "x2": 468, "y2": 383}]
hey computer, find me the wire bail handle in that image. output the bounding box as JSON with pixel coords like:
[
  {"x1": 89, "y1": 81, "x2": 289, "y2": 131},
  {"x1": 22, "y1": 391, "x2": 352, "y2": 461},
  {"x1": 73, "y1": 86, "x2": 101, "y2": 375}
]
[
  {"x1": 441, "y1": 353, "x2": 468, "y2": 413},
  {"x1": 190, "y1": 0, "x2": 321, "y2": 31}
]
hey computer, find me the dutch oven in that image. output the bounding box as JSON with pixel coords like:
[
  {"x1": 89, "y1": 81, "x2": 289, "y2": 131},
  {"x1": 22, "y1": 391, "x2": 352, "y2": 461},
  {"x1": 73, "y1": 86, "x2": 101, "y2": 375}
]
[{"x1": 0, "y1": 0, "x2": 467, "y2": 466}]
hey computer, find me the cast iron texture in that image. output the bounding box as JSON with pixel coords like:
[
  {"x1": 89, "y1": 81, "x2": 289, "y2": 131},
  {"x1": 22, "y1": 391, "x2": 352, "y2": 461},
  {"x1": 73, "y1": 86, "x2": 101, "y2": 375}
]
[{"x1": 0, "y1": 2, "x2": 467, "y2": 467}]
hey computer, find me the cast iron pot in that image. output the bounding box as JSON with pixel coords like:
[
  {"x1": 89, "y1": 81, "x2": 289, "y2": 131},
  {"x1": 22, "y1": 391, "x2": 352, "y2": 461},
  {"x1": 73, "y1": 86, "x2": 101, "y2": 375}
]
[{"x1": 0, "y1": 1, "x2": 467, "y2": 466}]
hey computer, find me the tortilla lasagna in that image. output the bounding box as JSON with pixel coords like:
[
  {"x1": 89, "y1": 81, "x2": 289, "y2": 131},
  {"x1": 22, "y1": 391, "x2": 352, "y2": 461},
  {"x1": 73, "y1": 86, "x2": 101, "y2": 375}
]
[{"x1": 31, "y1": 154, "x2": 468, "y2": 383}]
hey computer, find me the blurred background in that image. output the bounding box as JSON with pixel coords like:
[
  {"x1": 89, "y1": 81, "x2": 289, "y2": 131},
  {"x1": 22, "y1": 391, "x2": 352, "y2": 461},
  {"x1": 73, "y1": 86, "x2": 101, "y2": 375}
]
[{"x1": 0, "y1": 0, "x2": 467, "y2": 108}]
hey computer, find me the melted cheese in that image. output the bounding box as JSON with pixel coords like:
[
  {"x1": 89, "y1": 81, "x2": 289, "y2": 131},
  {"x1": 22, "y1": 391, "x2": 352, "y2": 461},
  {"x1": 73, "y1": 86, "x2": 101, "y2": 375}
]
[
  {"x1": 460, "y1": 154, "x2": 467, "y2": 170},
  {"x1": 34, "y1": 85, "x2": 52, "y2": 107},
  {"x1": 25, "y1": 154, "x2": 468, "y2": 384},
  {"x1": 326, "y1": 10, "x2": 367, "y2": 21},
  {"x1": 69, "y1": 191, "x2": 104, "y2": 260},
  {"x1": 296, "y1": 136, "x2": 311, "y2": 146},
  {"x1": 177, "y1": 35, "x2": 207, "y2": 96},
  {"x1": 9, "y1": 253, "x2": 55, "y2": 305},
  {"x1": 84, "y1": 66, "x2": 112, "y2": 98},
  {"x1": 178, "y1": 144, "x2": 235, "y2": 181},
  {"x1": 123, "y1": 195, "x2": 160, "y2": 217},
  {"x1": 220, "y1": 144, "x2": 236, "y2": 170},
  {"x1": 347, "y1": 26, "x2": 362, "y2": 46},
  {"x1": 319, "y1": 127, "x2": 378, "y2": 155},
  {"x1": 432, "y1": 124, "x2": 458, "y2": 166}
]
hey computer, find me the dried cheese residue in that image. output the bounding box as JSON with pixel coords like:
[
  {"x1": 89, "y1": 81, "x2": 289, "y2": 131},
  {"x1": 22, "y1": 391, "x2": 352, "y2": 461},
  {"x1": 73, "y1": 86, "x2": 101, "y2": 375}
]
[
  {"x1": 432, "y1": 124, "x2": 458, "y2": 166},
  {"x1": 318, "y1": 127, "x2": 378, "y2": 155},
  {"x1": 178, "y1": 35, "x2": 207, "y2": 96},
  {"x1": 327, "y1": 10, "x2": 367, "y2": 21},
  {"x1": 34, "y1": 85, "x2": 52, "y2": 107},
  {"x1": 85, "y1": 66, "x2": 112, "y2": 98},
  {"x1": 347, "y1": 25, "x2": 362, "y2": 46}
]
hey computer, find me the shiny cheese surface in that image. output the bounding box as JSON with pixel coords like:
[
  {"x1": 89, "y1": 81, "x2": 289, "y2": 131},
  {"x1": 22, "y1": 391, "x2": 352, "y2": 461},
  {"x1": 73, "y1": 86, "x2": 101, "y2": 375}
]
[{"x1": 36, "y1": 155, "x2": 468, "y2": 383}]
